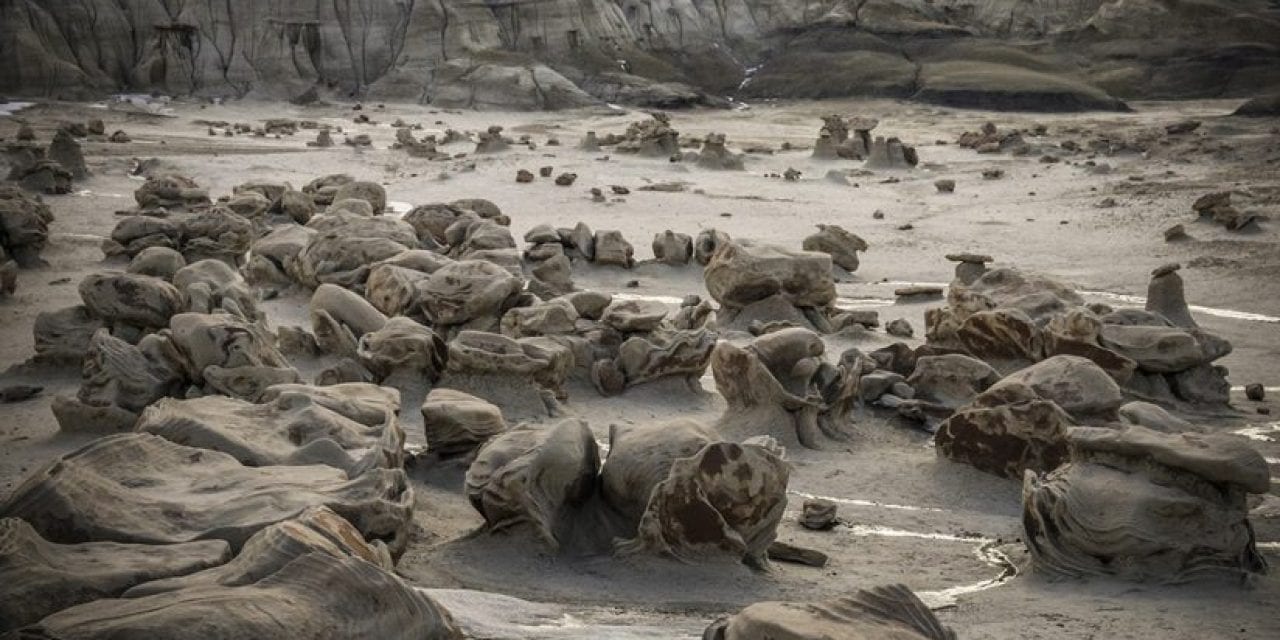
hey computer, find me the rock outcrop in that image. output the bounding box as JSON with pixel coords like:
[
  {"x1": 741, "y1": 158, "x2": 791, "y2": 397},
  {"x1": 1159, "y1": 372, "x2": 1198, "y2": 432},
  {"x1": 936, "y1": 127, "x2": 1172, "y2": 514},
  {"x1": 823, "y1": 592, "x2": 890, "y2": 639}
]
[{"x1": 1023, "y1": 425, "x2": 1270, "y2": 583}]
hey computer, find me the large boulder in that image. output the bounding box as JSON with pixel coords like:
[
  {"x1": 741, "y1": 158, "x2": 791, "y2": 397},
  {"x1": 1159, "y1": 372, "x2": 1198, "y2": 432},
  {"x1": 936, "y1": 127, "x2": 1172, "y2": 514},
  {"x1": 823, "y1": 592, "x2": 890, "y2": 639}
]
[
  {"x1": 0, "y1": 433, "x2": 414, "y2": 557},
  {"x1": 705, "y1": 584, "x2": 957, "y2": 640},
  {"x1": 14, "y1": 553, "x2": 461, "y2": 639},
  {"x1": 464, "y1": 420, "x2": 599, "y2": 549},
  {"x1": 135, "y1": 393, "x2": 404, "y2": 477},
  {"x1": 1023, "y1": 425, "x2": 1269, "y2": 583},
  {"x1": 0, "y1": 518, "x2": 230, "y2": 633},
  {"x1": 609, "y1": 430, "x2": 789, "y2": 568},
  {"x1": 421, "y1": 389, "x2": 507, "y2": 456}
]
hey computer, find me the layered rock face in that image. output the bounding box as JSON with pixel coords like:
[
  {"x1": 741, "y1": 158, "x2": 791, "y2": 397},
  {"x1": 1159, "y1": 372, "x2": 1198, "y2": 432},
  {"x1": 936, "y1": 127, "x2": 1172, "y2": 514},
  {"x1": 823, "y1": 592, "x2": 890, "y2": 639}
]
[{"x1": 3, "y1": 0, "x2": 1277, "y2": 108}]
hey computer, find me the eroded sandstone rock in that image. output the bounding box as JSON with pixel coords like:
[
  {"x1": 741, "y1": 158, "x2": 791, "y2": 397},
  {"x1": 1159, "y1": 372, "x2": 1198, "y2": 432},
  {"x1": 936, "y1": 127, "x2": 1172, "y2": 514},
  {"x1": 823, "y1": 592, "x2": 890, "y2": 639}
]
[{"x1": 1023, "y1": 425, "x2": 1269, "y2": 583}]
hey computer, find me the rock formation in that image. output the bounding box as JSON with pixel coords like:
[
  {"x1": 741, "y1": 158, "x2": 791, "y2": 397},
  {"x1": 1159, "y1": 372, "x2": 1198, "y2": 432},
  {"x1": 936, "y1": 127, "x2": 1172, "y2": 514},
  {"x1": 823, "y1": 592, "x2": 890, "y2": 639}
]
[
  {"x1": 705, "y1": 584, "x2": 957, "y2": 640},
  {"x1": 1023, "y1": 425, "x2": 1270, "y2": 583}
]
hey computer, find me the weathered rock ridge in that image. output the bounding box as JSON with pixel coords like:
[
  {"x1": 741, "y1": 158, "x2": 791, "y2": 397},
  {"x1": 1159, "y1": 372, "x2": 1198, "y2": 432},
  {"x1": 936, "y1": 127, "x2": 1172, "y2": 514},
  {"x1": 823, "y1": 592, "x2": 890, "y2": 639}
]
[{"x1": 2, "y1": 1, "x2": 1277, "y2": 109}]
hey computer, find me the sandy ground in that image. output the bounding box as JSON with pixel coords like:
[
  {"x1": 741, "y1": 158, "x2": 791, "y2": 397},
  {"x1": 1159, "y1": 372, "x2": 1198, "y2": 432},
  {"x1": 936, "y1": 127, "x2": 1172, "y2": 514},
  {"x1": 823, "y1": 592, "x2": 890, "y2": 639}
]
[{"x1": 1, "y1": 96, "x2": 1279, "y2": 638}]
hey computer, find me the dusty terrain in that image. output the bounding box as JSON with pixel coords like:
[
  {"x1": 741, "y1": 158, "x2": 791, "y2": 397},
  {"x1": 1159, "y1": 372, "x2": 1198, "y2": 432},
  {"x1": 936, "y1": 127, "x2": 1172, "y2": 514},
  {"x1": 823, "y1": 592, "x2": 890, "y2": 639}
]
[{"x1": 2, "y1": 96, "x2": 1279, "y2": 638}]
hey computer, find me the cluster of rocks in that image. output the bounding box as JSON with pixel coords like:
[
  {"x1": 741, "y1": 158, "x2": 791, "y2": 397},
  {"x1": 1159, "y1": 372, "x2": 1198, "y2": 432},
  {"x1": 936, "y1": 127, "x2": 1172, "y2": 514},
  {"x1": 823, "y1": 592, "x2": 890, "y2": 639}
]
[
  {"x1": 703, "y1": 237, "x2": 871, "y2": 335},
  {"x1": 392, "y1": 127, "x2": 449, "y2": 159},
  {"x1": 466, "y1": 417, "x2": 791, "y2": 567},
  {"x1": 808, "y1": 115, "x2": 918, "y2": 169},
  {"x1": 581, "y1": 112, "x2": 680, "y2": 157},
  {"x1": 0, "y1": 186, "x2": 53, "y2": 297},
  {"x1": 1192, "y1": 191, "x2": 1262, "y2": 231},
  {"x1": 3, "y1": 171, "x2": 468, "y2": 633},
  {"x1": 4, "y1": 125, "x2": 91, "y2": 194},
  {"x1": 813, "y1": 115, "x2": 878, "y2": 160}
]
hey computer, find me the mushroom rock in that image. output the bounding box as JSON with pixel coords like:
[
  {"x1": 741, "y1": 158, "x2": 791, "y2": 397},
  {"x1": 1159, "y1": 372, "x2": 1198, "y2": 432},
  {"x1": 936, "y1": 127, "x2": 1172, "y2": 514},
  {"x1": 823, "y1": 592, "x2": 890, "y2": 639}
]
[
  {"x1": 15, "y1": 553, "x2": 461, "y2": 639},
  {"x1": 801, "y1": 224, "x2": 868, "y2": 272},
  {"x1": 711, "y1": 328, "x2": 860, "y2": 449},
  {"x1": 0, "y1": 518, "x2": 231, "y2": 633},
  {"x1": 439, "y1": 331, "x2": 572, "y2": 419},
  {"x1": 0, "y1": 433, "x2": 415, "y2": 557},
  {"x1": 136, "y1": 393, "x2": 404, "y2": 477},
  {"x1": 614, "y1": 439, "x2": 789, "y2": 568},
  {"x1": 1023, "y1": 425, "x2": 1270, "y2": 583},
  {"x1": 945, "y1": 252, "x2": 994, "y2": 285},
  {"x1": 464, "y1": 420, "x2": 599, "y2": 549},
  {"x1": 1145, "y1": 263, "x2": 1196, "y2": 329},
  {"x1": 704, "y1": 584, "x2": 956, "y2": 640},
  {"x1": 421, "y1": 388, "x2": 507, "y2": 456}
]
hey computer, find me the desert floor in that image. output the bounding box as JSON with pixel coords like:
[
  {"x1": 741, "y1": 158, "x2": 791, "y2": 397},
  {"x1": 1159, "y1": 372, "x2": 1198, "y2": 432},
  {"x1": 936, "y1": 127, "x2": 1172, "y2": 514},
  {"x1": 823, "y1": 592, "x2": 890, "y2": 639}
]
[{"x1": 2, "y1": 96, "x2": 1278, "y2": 638}]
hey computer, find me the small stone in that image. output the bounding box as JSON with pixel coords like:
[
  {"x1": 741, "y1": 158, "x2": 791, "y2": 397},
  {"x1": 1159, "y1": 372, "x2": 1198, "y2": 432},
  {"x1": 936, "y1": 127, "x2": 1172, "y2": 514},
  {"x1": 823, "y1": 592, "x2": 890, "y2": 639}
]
[
  {"x1": 800, "y1": 499, "x2": 838, "y2": 531},
  {"x1": 611, "y1": 185, "x2": 630, "y2": 195},
  {"x1": 555, "y1": 172, "x2": 577, "y2": 186},
  {"x1": 1096, "y1": 197, "x2": 1117, "y2": 208},
  {"x1": 934, "y1": 179, "x2": 956, "y2": 193},
  {"x1": 885, "y1": 318, "x2": 914, "y2": 338},
  {"x1": 1164, "y1": 224, "x2": 1187, "y2": 241},
  {"x1": 590, "y1": 188, "x2": 606, "y2": 203},
  {"x1": 515, "y1": 169, "x2": 534, "y2": 183},
  {"x1": 1245, "y1": 383, "x2": 1266, "y2": 402},
  {"x1": 539, "y1": 166, "x2": 553, "y2": 177},
  {"x1": 982, "y1": 168, "x2": 1004, "y2": 179},
  {"x1": 783, "y1": 168, "x2": 802, "y2": 181},
  {"x1": 896, "y1": 223, "x2": 913, "y2": 231},
  {"x1": 1259, "y1": 407, "x2": 1272, "y2": 415},
  {"x1": 894, "y1": 285, "x2": 943, "y2": 298},
  {"x1": 945, "y1": 253, "x2": 993, "y2": 264},
  {"x1": 872, "y1": 210, "x2": 885, "y2": 220}
]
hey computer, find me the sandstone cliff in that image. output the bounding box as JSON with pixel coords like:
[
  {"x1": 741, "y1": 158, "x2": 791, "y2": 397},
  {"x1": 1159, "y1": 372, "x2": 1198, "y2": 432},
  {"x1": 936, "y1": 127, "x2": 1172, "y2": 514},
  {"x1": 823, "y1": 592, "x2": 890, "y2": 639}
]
[{"x1": 1, "y1": 0, "x2": 1277, "y2": 110}]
